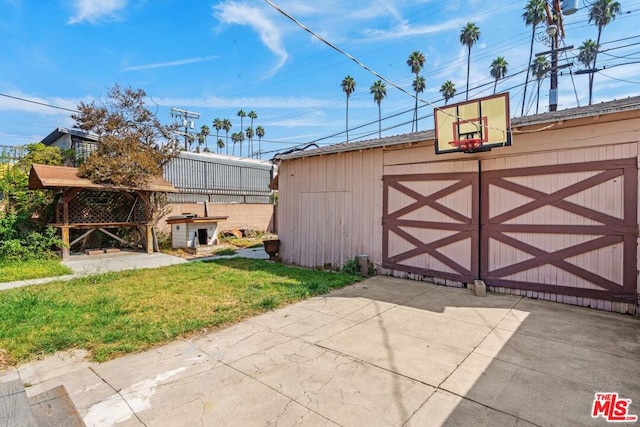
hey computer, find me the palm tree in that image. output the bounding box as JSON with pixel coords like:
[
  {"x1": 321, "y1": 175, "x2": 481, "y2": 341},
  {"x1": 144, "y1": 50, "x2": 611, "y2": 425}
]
[
  {"x1": 240, "y1": 131, "x2": 246, "y2": 157},
  {"x1": 198, "y1": 124, "x2": 210, "y2": 151},
  {"x1": 490, "y1": 56, "x2": 508, "y2": 94},
  {"x1": 222, "y1": 119, "x2": 232, "y2": 155},
  {"x1": 440, "y1": 80, "x2": 456, "y2": 105},
  {"x1": 237, "y1": 109, "x2": 246, "y2": 140},
  {"x1": 521, "y1": 0, "x2": 547, "y2": 116},
  {"x1": 341, "y1": 76, "x2": 356, "y2": 142},
  {"x1": 370, "y1": 80, "x2": 387, "y2": 138},
  {"x1": 248, "y1": 111, "x2": 257, "y2": 156},
  {"x1": 411, "y1": 75, "x2": 426, "y2": 131},
  {"x1": 532, "y1": 56, "x2": 550, "y2": 114},
  {"x1": 255, "y1": 125, "x2": 265, "y2": 159},
  {"x1": 406, "y1": 51, "x2": 426, "y2": 131},
  {"x1": 459, "y1": 22, "x2": 480, "y2": 101},
  {"x1": 231, "y1": 132, "x2": 241, "y2": 156},
  {"x1": 245, "y1": 127, "x2": 254, "y2": 158},
  {"x1": 217, "y1": 138, "x2": 225, "y2": 153},
  {"x1": 578, "y1": 39, "x2": 598, "y2": 73},
  {"x1": 588, "y1": 0, "x2": 621, "y2": 104},
  {"x1": 213, "y1": 118, "x2": 223, "y2": 153}
]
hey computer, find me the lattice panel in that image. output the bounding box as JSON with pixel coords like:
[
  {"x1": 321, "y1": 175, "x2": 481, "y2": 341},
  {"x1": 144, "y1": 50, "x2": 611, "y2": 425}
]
[{"x1": 58, "y1": 191, "x2": 149, "y2": 224}]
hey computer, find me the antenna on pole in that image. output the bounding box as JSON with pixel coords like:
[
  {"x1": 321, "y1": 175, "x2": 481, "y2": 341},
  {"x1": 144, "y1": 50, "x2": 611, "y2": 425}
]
[{"x1": 171, "y1": 107, "x2": 201, "y2": 151}]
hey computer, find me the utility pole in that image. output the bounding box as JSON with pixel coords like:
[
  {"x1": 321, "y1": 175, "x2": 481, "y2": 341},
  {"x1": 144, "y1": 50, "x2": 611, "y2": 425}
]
[
  {"x1": 544, "y1": 0, "x2": 563, "y2": 112},
  {"x1": 171, "y1": 107, "x2": 200, "y2": 151}
]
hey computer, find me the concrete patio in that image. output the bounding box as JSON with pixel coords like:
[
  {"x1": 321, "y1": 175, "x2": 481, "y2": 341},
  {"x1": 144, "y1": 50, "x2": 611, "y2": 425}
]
[{"x1": 1, "y1": 276, "x2": 639, "y2": 426}]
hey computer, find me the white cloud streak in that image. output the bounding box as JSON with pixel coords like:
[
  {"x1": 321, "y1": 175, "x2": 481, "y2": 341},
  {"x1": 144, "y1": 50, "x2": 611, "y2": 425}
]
[
  {"x1": 213, "y1": 1, "x2": 288, "y2": 76},
  {"x1": 68, "y1": 0, "x2": 127, "y2": 24},
  {"x1": 154, "y1": 94, "x2": 328, "y2": 110},
  {"x1": 123, "y1": 56, "x2": 219, "y2": 72}
]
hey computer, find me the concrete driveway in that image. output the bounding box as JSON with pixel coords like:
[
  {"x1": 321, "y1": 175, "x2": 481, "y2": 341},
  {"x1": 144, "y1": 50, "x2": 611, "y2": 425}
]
[{"x1": 2, "y1": 276, "x2": 639, "y2": 426}]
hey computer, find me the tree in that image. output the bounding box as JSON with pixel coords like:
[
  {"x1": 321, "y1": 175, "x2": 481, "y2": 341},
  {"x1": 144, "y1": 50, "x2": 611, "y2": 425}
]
[
  {"x1": 217, "y1": 138, "x2": 225, "y2": 153},
  {"x1": 490, "y1": 56, "x2": 508, "y2": 94},
  {"x1": 248, "y1": 111, "x2": 257, "y2": 156},
  {"x1": 231, "y1": 132, "x2": 241, "y2": 156},
  {"x1": 578, "y1": 39, "x2": 598, "y2": 72},
  {"x1": 521, "y1": 0, "x2": 547, "y2": 116},
  {"x1": 222, "y1": 119, "x2": 232, "y2": 155},
  {"x1": 72, "y1": 84, "x2": 177, "y2": 187},
  {"x1": 341, "y1": 75, "x2": 356, "y2": 142},
  {"x1": 440, "y1": 80, "x2": 457, "y2": 105},
  {"x1": 198, "y1": 124, "x2": 210, "y2": 152},
  {"x1": 213, "y1": 118, "x2": 223, "y2": 153},
  {"x1": 588, "y1": 0, "x2": 621, "y2": 105},
  {"x1": 370, "y1": 80, "x2": 387, "y2": 138},
  {"x1": 532, "y1": 56, "x2": 550, "y2": 114},
  {"x1": 0, "y1": 143, "x2": 64, "y2": 260},
  {"x1": 459, "y1": 22, "x2": 480, "y2": 101},
  {"x1": 411, "y1": 75, "x2": 426, "y2": 130},
  {"x1": 245, "y1": 127, "x2": 254, "y2": 158},
  {"x1": 406, "y1": 51, "x2": 426, "y2": 131},
  {"x1": 255, "y1": 125, "x2": 265, "y2": 159}
]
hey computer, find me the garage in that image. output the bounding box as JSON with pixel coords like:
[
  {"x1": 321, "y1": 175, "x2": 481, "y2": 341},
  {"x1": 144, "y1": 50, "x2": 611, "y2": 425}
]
[{"x1": 277, "y1": 96, "x2": 640, "y2": 313}]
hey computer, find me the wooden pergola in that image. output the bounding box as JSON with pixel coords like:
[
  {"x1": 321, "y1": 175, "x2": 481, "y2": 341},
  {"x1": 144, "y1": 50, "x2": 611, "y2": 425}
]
[{"x1": 29, "y1": 164, "x2": 177, "y2": 259}]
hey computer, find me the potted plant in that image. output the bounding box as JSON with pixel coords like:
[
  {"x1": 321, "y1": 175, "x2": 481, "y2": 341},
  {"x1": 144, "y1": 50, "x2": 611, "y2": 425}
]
[{"x1": 263, "y1": 239, "x2": 280, "y2": 260}]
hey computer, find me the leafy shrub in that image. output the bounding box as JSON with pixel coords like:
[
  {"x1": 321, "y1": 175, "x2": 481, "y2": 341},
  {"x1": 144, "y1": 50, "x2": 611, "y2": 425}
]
[
  {"x1": 0, "y1": 212, "x2": 62, "y2": 261},
  {"x1": 156, "y1": 231, "x2": 172, "y2": 251},
  {"x1": 341, "y1": 257, "x2": 376, "y2": 277},
  {"x1": 341, "y1": 258, "x2": 360, "y2": 275}
]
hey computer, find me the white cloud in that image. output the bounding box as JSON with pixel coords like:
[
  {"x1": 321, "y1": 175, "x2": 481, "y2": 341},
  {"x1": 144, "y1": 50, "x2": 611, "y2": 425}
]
[
  {"x1": 363, "y1": 15, "x2": 479, "y2": 41},
  {"x1": 68, "y1": 0, "x2": 127, "y2": 24},
  {"x1": 123, "y1": 55, "x2": 219, "y2": 72},
  {"x1": 154, "y1": 94, "x2": 328, "y2": 110},
  {"x1": 213, "y1": 1, "x2": 288, "y2": 76}
]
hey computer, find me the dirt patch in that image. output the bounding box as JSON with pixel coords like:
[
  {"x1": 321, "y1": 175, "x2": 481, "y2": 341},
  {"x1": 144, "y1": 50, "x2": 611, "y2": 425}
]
[{"x1": 0, "y1": 348, "x2": 13, "y2": 372}]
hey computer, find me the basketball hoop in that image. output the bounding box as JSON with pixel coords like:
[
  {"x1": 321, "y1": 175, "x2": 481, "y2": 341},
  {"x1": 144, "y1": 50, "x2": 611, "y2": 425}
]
[{"x1": 449, "y1": 138, "x2": 482, "y2": 152}]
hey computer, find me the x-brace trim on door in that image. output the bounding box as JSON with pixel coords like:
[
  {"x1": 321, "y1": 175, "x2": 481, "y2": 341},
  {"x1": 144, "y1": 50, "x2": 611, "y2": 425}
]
[
  {"x1": 383, "y1": 172, "x2": 479, "y2": 283},
  {"x1": 481, "y1": 158, "x2": 637, "y2": 302}
]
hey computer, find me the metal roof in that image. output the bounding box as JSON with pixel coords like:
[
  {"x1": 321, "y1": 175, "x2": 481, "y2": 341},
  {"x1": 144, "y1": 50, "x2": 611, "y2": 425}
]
[
  {"x1": 280, "y1": 96, "x2": 640, "y2": 160},
  {"x1": 40, "y1": 127, "x2": 100, "y2": 146},
  {"x1": 177, "y1": 151, "x2": 273, "y2": 170},
  {"x1": 29, "y1": 164, "x2": 178, "y2": 193}
]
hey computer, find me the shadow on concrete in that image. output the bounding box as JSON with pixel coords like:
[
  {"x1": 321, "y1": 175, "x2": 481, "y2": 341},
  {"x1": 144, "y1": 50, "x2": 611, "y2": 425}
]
[{"x1": 323, "y1": 276, "x2": 640, "y2": 426}]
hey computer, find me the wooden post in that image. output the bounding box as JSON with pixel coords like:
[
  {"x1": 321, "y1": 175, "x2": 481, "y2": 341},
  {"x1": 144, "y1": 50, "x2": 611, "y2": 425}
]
[
  {"x1": 61, "y1": 226, "x2": 70, "y2": 260},
  {"x1": 61, "y1": 188, "x2": 72, "y2": 260},
  {"x1": 146, "y1": 224, "x2": 153, "y2": 253}
]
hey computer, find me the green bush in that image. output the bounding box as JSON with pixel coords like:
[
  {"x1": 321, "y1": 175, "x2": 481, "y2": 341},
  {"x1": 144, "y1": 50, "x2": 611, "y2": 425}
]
[
  {"x1": 341, "y1": 258, "x2": 360, "y2": 275},
  {"x1": 341, "y1": 257, "x2": 376, "y2": 277},
  {"x1": 0, "y1": 212, "x2": 62, "y2": 261}
]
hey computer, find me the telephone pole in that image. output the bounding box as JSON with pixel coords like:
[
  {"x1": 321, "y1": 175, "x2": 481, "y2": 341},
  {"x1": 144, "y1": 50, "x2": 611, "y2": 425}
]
[
  {"x1": 540, "y1": 0, "x2": 576, "y2": 112},
  {"x1": 171, "y1": 107, "x2": 200, "y2": 151}
]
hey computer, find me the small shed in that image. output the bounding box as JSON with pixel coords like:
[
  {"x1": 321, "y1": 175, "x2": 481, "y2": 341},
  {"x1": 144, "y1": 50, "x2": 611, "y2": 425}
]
[
  {"x1": 166, "y1": 215, "x2": 228, "y2": 250},
  {"x1": 29, "y1": 164, "x2": 177, "y2": 258}
]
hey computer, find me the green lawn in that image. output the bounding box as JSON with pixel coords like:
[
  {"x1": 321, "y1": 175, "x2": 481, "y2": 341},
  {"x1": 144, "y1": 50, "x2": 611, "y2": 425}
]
[
  {"x1": 0, "y1": 259, "x2": 73, "y2": 283},
  {"x1": 0, "y1": 258, "x2": 360, "y2": 367}
]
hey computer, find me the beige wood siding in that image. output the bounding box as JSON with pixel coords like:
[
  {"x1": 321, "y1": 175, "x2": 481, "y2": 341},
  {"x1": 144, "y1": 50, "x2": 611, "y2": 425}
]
[
  {"x1": 277, "y1": 112, "x2": 640, "y2": 311},
  {"x1": 278, "y1": 149, "x2": 383, "y2": 268}
]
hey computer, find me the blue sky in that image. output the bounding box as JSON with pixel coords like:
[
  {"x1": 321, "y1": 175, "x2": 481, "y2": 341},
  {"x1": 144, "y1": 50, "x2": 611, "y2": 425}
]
[{"x1": 1, "y1": 0, "x2": 639, "y2": 158}]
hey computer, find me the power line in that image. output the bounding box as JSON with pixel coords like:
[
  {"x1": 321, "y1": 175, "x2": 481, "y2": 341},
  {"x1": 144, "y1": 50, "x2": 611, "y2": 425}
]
[{"x1": 0, "y1": 93, "x2": 80, "y2": 113}]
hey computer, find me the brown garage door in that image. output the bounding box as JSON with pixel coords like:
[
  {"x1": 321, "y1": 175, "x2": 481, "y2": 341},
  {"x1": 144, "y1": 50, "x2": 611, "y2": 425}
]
[
  {"x1": 382, "y1": 169, "x2": 479, "y2": 283},
  {"x1": 480, "y1": 158, "x2": 637, "y2": 302}
]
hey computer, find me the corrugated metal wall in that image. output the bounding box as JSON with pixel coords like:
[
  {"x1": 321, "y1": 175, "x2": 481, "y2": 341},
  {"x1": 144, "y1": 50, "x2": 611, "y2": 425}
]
[{"x1": 164, "y1": 154, "x2": 273, "y2": 204}]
